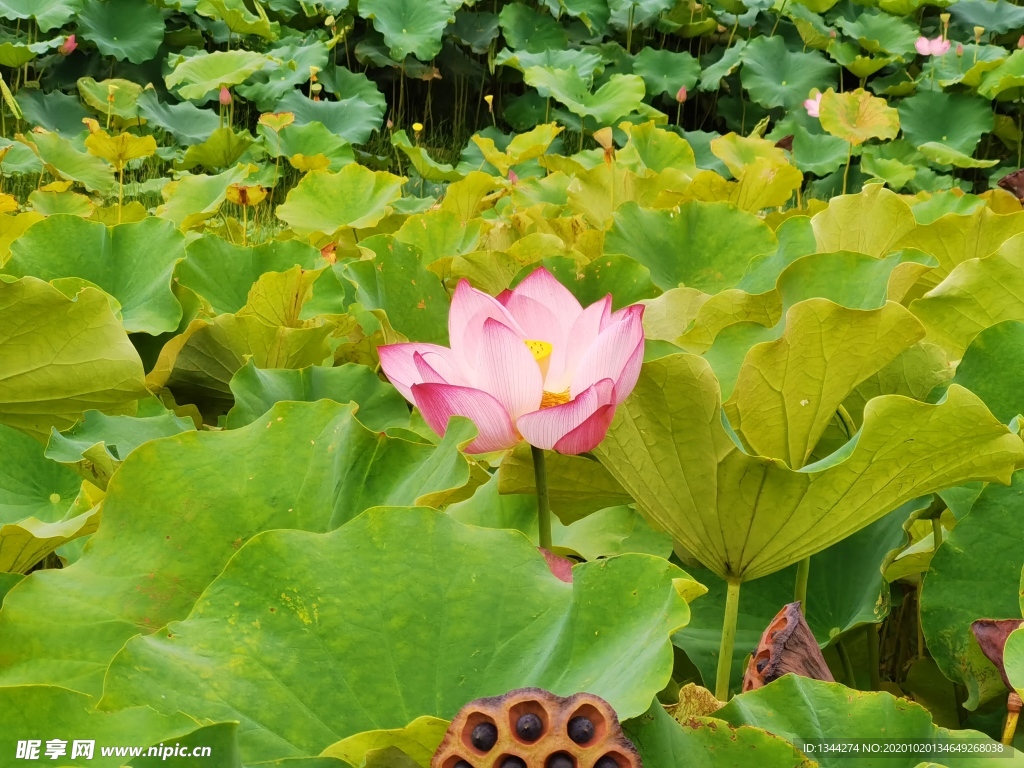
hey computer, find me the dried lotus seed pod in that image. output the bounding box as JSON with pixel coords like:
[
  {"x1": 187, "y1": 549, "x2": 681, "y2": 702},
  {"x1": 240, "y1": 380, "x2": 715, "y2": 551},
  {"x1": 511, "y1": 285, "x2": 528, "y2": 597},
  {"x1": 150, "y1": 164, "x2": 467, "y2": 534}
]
[{"x1": 432, "y1": 687, "x2": 641, "y2": 768}]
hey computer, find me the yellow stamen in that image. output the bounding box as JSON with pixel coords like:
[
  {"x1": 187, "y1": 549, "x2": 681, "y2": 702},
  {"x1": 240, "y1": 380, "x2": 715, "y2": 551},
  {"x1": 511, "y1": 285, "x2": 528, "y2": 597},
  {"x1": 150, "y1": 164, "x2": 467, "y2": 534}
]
[
  {"x1": 540, "y1": 389, "x2": 571, "y2": 408},
  {"x1": 524, "y1": 339, "x2": 552, "y2": 361}
]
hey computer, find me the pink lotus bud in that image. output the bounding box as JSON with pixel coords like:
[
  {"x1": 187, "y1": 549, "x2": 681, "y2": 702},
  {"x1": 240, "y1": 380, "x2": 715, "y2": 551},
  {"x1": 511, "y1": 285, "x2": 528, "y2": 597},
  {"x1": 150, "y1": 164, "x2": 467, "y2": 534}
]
[
  {"x1": 59, "y1": 34, "x2": 76, "y2": 56},
  {"x1": 804, "y1": 91, "x2": 823, "y2": 119},
  {"x1": 508, "y1": 169, "x2": 519, "y2": 184},
  {"x1": 675, "y1": 85, "x2": 688, "y2": 103},
  {"x1": 219, "y1": 87, "x2": 232, "y2": 106},
  {"x1": 956, "y1": 43, "x2": 964, "y2": 56},
  {"x1": 1019, "y1": 35, "x2": 1024, "y2": 49}
]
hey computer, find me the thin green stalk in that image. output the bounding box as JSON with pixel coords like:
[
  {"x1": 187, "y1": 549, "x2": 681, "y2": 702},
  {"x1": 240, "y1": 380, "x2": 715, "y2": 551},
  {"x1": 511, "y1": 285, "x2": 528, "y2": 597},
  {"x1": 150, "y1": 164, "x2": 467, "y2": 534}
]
[
  {"x1": 932, "y1": 517, "x2": 943, "y2": 550},
  {"x1": 866, "y1": 623, "x2": 881, "y2": 691},
  {"x1": 715, "y1": 578, "x2": 742, "y2": 700},
  {"x1": 770, "y1": 0, "x2": 789, "y2": 35},
  {"x1": 836, "y1": 639, "x2": 857, "y2": 689},
  {"x1": 795, "y1": 556, "x2": 810, "y2": 613},
  {"x1": 532, "y1": 445, "x2": 552, "y2": 550},
  {"x1": 842, "y1": 145, "x2": 852, "y2": 195},
  {"x1": 626, "y1": 3, "x2": 635, "y2": 54}
]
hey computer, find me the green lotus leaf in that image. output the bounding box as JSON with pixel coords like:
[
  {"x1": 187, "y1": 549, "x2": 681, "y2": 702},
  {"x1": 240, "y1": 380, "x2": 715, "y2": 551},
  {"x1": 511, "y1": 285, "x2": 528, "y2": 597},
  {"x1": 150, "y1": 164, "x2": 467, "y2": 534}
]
[
  {"x1": 0, "y1": 686, "x2": 200, "y2": 767},
  {"x1": 78, "y1": 77, "x2": 143, "y2": 122},
  {"x1": 136, "y1": 91, "x2": 217, "y2": 146},
  {"x1": 0, "y1": 402, "x2": 480, "y2": 696},
  {"x1": 812, "y1": 183, "x2": 917, "y2": 256},
  {"x1": 45, "y1": 398, "x2": 195, "y2": 489},
  {"x1": 911, "y1": 191, "x2": 987, "y2": 225},
  {"x1": 5, "y1": 216, "x2": 185, "y2": 335},
  {"x1": 275, "y1": 90, "x2": 385, "y2": 146},
  {"x1": 788, "y1": 125, "x2": 851, "y2": 176},
  {"x1": 358, "y1": 0, "x2": 454, "y2": 61},
  {"x1": 260, "y1": 121, "x2": 354, "y2": 173},
  {"x1": 528, "y1": 252, "x2": 662, "y2": 310},
  {"x1": 609, "y1": 0, "x2": 675, "y2": 28},
  {"x1": 834, "y1": 11, "x2": 919, "y2": 58},
  {"x1": 951, "y1": 0, "x2": 1024, "y2": 36},
  {"x1": 918, "y1": 143, "x2": 999, "y2": 169},
  {"x1": 0, "y1": 0, "x2": 82, "y2": 31},
  {"x1": 225, "y1": 360, "x2": 409, "y2": 432},
  {"x1": 0, "y1": 571, "x2": 22, "y2": 601},
  {"x1": 16, "y1": 90, "x2": 91, "y2": 136},
  {"x1": 0, "y1": 39, "x2": 45, "y2": 68},
  {"x1": 393, "y1": 211, "x2": 482, "y2": 264},
  {"x1": 156, "y1": 164, "x2": 252, "y2": 230},
  {"x1": 99, "y1": 506, "x2": 696, "y2": 761},
  {"x1": 77, "y1": 0, "x2": 165, "y2": 64},
  {"x1": 632, "y1": 47, "x2": 701, "y2": 99},
  {"x1": 178, "y1": 236, "x2": 320, "y2": 315},
  {"x1": 617, "y1": 121, "x2": 698, "y2": 176},
  {"x1": 470, "y1": 122, "x2": 562, "y2": 177},
  {"x1": 21, "y1": 131, "x2": 115, "y2": 196},
  {"x1": 922, "y1": 472, "x2": 1024, "y2": 711},
  {"x1": 624, "y1": 699, "x2": 813, "y2": 768},
  {"x1": 861, "y1": 152, "x2": 917, "y2": 190},
  {"x1": 819, "y1": 88, "x2": 900, "y2": 147},
  {"x1": 898, "y1": 91, "x2": 993, "y2": 156},
  {"x1": 276, "y1": 165, "x2": 405, "y2": 236},
  {"x1": 0, "y1": 503, "x2": 100, "y2": 575},
  {"x1": 539, "y1": 0, "x2": 609, "y2": 30},
  {"x1": 450, "y1": 10, "x2": 500, "y2": 53},
  {"x1": 499, "y1": 2, "x2": 567, "y2": 52},
  {"x1": 343, "y1": 236, "x2": 449, "y2": 344},
  {"x1": 128, "y1": 721, "x2": 247, "y2": 768},
  {"x1": 237, "y1": 38, "x2": 329, "y2": 111},
  {"x1": 561, "y1": 163, "x2": 664, "y2": 228},
  {"x1": 719, "y1": 676, "x2": 1009, "y2": 768},
  {"x1": 179, "y1": 127, "x2": 254, "y2": 172},
  {"x1": 196, "y1": 0, "x2": 280, "y2": 40},
  {"x1": 495, "y1": 47, "x2": 604, "y2": 79},
  {"x1": 699, "y1": 40, "x2": 747, "y2": 92},
  {"x1": 594, "y1": 353, "x2": 1022, "y2": 581},
  {"x1": 943, "y1": 320, "x2": 1024, "y2": 424},
  {"x1": 977, "y1": 50, "x2": 1024, "y2": 100},
  {"x1": 740, "y1": 36, "x2": 838, "y2": 111},
  {"x1": 392, "y1": 130, "x2": 463, "y2": 182},
  {"x1": 322, "y1": 716, "x2": 447, "y2": 767},
  {"x1": 523, "y1": 67, "x2": 646, "y2": 126},
  {"x1": 0, "y1": 277, "x2": 147, "y2": 437},
  {"x1": 827, "y1": 41, "x2": 897, "y2": 79},
  {"x1": 27, "y1": 189, "x2": 93, "y2": 217},
  {"x1": 605, "y1": 201, "x2": 777, "y2": 292},
  {"x1": 166, "y1": 49, "x2": 271, "y2": 101}
]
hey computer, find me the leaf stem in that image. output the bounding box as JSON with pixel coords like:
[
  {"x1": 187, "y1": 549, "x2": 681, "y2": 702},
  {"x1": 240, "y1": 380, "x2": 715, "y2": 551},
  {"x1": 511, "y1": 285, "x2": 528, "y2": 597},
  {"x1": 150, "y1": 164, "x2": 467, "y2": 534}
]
[
  {"x1": 836, "y1": 638, "x2": 857, "y2": 688},
  {"x1": 866, "y1": 623, "x2": 881, "y2": 690},
  {"x1": 794, "y1": 556, "x2": 810, "y2": 614},
  {"x1": 532, "y1": 445, "x2": 552, "y2": 550},
  {"x1": 715, "y1": 578, "x2": 742, "y2": 700}
]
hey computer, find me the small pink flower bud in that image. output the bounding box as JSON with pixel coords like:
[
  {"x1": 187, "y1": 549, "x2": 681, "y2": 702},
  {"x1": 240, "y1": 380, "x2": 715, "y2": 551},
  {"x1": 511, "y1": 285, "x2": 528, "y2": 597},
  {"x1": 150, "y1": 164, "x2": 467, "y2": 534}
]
[
  {"x1": 1018, "y1": 35, "x2": 1024, "y2": 49},
  {"x1": 956, "y1": 43, "x2": 964, "y2": 56},
  {"x1": 59, "y1": 34, "x2": 76, "y2": 56},
  {"x1": 219, "y1": 87, "x2": 232, "y2": 106},
  {"x1": 675, "y1": 85, "x2": 688, "y2": 103},
  {"x1": 508, "y1": 169, "x2": 519, "y2": 184}
]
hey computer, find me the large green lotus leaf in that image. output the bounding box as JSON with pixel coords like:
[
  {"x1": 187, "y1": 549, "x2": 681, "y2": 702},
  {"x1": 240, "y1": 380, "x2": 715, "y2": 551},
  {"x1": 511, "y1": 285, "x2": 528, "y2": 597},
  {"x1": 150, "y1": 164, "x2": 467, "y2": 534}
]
[
  {"x1": 165, "y1": 50, "x2": 271, "y2": 101},
  {"x1": 276, "y1": 165, "x2": 405, "y2": 236},
  {"x1": 922, "y1": 473, "x2": 1024, "y2": 711},
  {"x1": 725, "y1": 299, "x2": 924, "y2": 468},
  {"x1": 632, "y1": 47, "x2": 700, "y2": 99},
  {"x1": 179, "y1": 127, "x2": 254, "y2": 171},
  {"x1": 225, "y1": 360, "x2": 409, "y2": 432},
  {"x1": 498, "y1": 2, "x2": 567, "y2": 52},
  {"x1": 238, "y1": 39, "x2": 329, "y2": 111},
  {"x1": 562, "y1": 163, "x2": 664, "y2": 228},
  {"x1": 898, "y1": 91, "x2": 993, "y2": 156},
  {"x1": 358, "y1": 0, "x2": 453, "y2": 61},
  {"x1": 608, "y1": 0, "x2": 674, "y2": 28},
  {"x1": 45, "y1": 398, "x2": 195, "y2": 489},
  {"x1": 196, "y1": 0, "x2": 279, "y2": 40},
  {"x1": 276, "y1": 91, "x2": 386, "y2": 147},
  {"x1": 0, "y1": 278, "x2": 147, "y2": 437},
  {"x1": 156, "y1": 165, "x2": 252, "y2": 230},
  {"x1": 178, "y1": 236, "x2": 320, "y2": 315},
  {"x1": 740, "y1": 36, "x2": 838, "y2": 111},
  {"x1": 496, "y1": 48, "x2": 604, "y2": 79},
  {"x1": 0, "y1": 686, "x2": 200, "y2": 767},
  {"x1": 261, "y1": 121, "x2": 354, "y2": 173},
  {"x1": 719, "y1": 676, "x2": 1012, "y2": 768},
  {"x1": 811, "y1": 183, "x2": 916, "y2": 256},
  {"x1": 393, "y1": 130, "x2": 464, "y2": 182},
  {"x1": 470, "y1": 123, "x2": 562, "y2": 178},
  {"x1": 918, "y1": 143, "x2": 999, "y2": 170},
  {"x1": 0, "y1": 504, "x2": 100, "y2": 574},
  {"x1": 99, "y1": 507, "x2": 696, "y2": 761},
  {"x1": 978, "y1": 50, "x2": 1024, "y2": 100},
  {"x1": 0, "y1": 571, "x2": 22, "y2": 602},
  {"x1": 23, "y1": 131, "x2": 115, "y2": 196},
  {"x1": 787, "y1": 124, "x2": 851, "y2": 176},
  {"x1": 136, "y1": 91, "x2": 217, "y2": 146},
  {"x1": 895, "y1": 207, "x2": 1024, "y2": 288},
  {"x1": 77, "y1": 77, "x2": 143, "y2": 122},
  {"x1": 16, "y1": 90, "x2": 91, "y2": 136},
  {"x1": 322, "y1": 715, "x2": 446, "y2": 767},
  {"x1": 594, "y1": 353, "x2": 1022, "y2": 581},
  {"x1": 624, "y1": 700, "x2": 813, "y2": 768},
  {"x1": 5, "y1": 216, "x2": 185, "y2": 335},
  {"x1": 0, "y1": 0, "x2": 81, "y2": 31},
  {"x1": 27, "y1": 189, "x2": 94, "y2": 217},
  {"x1": 528, "y1": 253, "x2": 661, "y2": 311},
  {"x1": 910, "y1": 243, "x2": 1024, "y2": 358},
  {"x1": 699, "y1": 40, "x2": 747, "y2": 92},
  {"x1": 605, "y1": 201, "x2": 777, "y2": 292},
  {"x1": 617, "y1": 121, "x2": 698, "y2": 176},
  {"x1": 77, "y1": 0, "x2": 165, "y2": 64},
  {"x1": 943, "y1": 321, "x2": 1024, "y2": 424},
  {"x1": 0, "y1": 423, "x2": 79, "y2": 523},
  {"x1": 0, "y1": 402, "x2": 480, "y2": 696},
  {"x1": 819, "y1": 88, "x2": 900, "y2": 147},
  {"x1": 343, "y1": 236, "x2": 449, "y2": 345},
  {"x1": 523, "y1": 67, "x2": 646, "y2": 126},
  {"x1": 951, "y1": 0, "x2": 1024, "y2": 35},
  {"x1": 128, "y1": 721, "x2": 246, "y2": 768},
  {"x1": 738, "y1": 215, "x2": 817, "y2": 294},
  {"x1": 393, "y1": 211, "x2": 481, "y2": 264},
  {"x1": 834, "y1": 11, "x2": 919, "y2": 58},
  {"x1": 676, "y1": 497, "x2": 926, "y2": 694}
]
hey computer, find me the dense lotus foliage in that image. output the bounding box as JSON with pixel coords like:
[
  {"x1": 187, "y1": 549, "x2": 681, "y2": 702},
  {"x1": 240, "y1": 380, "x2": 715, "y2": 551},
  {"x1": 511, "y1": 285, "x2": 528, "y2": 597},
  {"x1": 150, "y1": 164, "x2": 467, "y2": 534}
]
[{"x1": 4, "y1": 0, "x2": 1024, "y2": 766}]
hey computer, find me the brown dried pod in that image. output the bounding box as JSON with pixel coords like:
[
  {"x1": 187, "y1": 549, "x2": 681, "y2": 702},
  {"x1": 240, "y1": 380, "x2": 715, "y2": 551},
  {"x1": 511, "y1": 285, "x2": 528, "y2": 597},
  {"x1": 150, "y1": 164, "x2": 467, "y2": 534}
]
[
  {"x1": 432, "y1": 687, "x2": 641, "y2": 768},
  {"x1": 742, "y1": 602, "x2": 835, "y2": 692},
  {"x1": 971, "y1": 619, "x2": 1024, "y2": 689},
  {"x1": 998, "y1": 169, "x2": 1024, "y2": 201}
]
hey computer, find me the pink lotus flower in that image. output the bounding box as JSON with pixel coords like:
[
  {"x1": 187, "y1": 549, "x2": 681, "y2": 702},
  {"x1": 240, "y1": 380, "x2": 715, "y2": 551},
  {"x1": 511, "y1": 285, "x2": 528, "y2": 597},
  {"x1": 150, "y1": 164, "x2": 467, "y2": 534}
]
[
  {"x1": 676, "y1": 85, "x2": 688, "y2": 103},
  {"x1": 804, "y1": 91, "x2": 823, "y2": 118},
  {"x1": 915, "y1": 35, "x2": 951, "y2": 56},
  {"x1": 59, "y1": 35, "x2": 76, "y2": 56},
  {"x1": 219, "y1": 86, "x2": 232, "y2": 105},
  {"x1": 379, "y1": 268, "x2": 645, "y2": 455}
]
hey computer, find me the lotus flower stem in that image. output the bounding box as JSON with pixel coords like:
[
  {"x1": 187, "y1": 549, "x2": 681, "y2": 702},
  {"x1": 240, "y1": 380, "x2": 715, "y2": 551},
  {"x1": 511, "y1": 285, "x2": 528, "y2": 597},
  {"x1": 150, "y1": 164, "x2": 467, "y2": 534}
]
[
  {"x1": 715, "y1": 578, "x2": 742, "y2": 700},
  {"x1": 795, "y1": 557, "x2": 810, "y2": 613},
  {"x1": 836, "y1": 638, "x2": 856, "y2": 688},
  {"x1": 532, "y1": 445, "x2": 553, "y2": 551},
  {"x1": 932, "y1": 517, "x2": 943, "y2": 551},
  {"x1": 866, "y1": 623, "x2": 881, "y2": 690}
]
